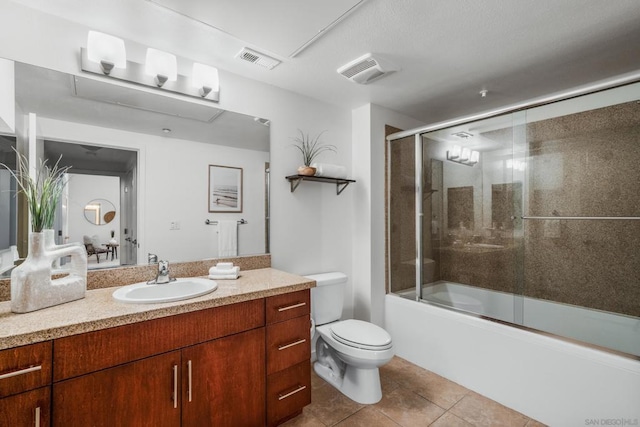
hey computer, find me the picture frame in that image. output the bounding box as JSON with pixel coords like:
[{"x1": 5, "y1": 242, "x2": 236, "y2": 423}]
[{"x1": 208, "y1": 165, "x2": 243, "y2": 213}]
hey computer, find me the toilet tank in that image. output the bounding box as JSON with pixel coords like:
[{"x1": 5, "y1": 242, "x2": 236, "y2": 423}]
[{"x1": 305, "y1": 272, "x2": 347, "y2": 326}]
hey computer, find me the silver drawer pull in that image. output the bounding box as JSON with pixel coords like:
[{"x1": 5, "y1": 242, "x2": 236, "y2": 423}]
[
  {"x1": 172, "y1": 364, "x2": 178, "y2": 409},
  {"x1": 278, "y1": 339, "x2": 306, "y2": 351},
  {"x1": 277, "y1": 302, "x2": 306, "y2": 312},
  {"x1": 35, "y1": 406, "x2": 41, "y2": 427},
  {"x1": 278, "y1": 385, "x2": 306, "y2": 401},
  {"x1": 0, "y1": 365, "x2": 42, "y2": 380},
  {"x1": 187, "y1": 360, "x2": 193, "y2": 403}
]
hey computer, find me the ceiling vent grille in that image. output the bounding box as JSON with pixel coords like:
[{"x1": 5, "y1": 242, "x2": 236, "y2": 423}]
[
  {"x1": 337, "y1": 53, "x2": 397, "y2": 84},
  {"x1": 235, "y1": 47, "x2": 281, "y2": 70}
]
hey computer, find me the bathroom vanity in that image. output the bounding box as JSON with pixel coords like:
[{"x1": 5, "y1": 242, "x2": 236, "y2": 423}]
[{"x1": 0, "y1": 268, "x2": 313, "y2": 427}]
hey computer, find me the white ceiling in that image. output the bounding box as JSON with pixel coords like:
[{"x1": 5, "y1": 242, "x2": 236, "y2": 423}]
[
  {"x1": 147, "y1": 0, "x2": 367, "y2": 58},
  {"x1": 10, "y1": 0, "x2": 640, "y2": 125}
]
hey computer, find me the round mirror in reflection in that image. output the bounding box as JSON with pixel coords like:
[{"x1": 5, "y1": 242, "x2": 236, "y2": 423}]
[{"x1": 84, "y1": 199, "x2": 116, "y2": 225}]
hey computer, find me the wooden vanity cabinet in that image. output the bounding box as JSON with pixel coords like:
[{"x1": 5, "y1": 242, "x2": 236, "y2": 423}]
[
  {"x1": 0, "y1": 341, "x2": 52, "y2": 427},
  {"x1": 265, "y1": 290, "x2": 311, "y2": 426},
  {"x1": 52, "y1": 299, "x2": 265, "y2": 427},
  {"x1": 53, "y1": 328, "x2": 266, "y2": 427},
  {"x1": 3, "y1": 287, "x2": 311, "y2": 426},
  {"x1": 53, "y1": 351, "x2": 181, "y2": 427},
  {"x1": 182, "y1": 328, "x2": 265, "y2": 427},
  {"x1": 0, "y1": 386, "x2": 50, "y2": 427}
]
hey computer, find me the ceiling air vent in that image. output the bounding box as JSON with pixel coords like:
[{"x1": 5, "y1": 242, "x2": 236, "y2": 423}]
[
  {"x1": 337, "y1": 53, "x2": 397, "y2": 84},
  {"x1": 235, "y1": 47, "x2": 281, "y2": 70}
]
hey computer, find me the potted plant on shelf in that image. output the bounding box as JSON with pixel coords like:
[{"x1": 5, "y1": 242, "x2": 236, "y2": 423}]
[
  {"x1": 291, "y1": 129, "x2": 337, "y2": 176},
  {"x1": 0, "y1": 150, "x2": 88, "y2": 313}
]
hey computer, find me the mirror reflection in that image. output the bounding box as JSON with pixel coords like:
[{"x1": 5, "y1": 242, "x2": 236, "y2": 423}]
[
  {"x1": 1, "y1": 60, "x2": 270, "y2": 274},
  {"x1": 84, "y1": 198, "x2": 116, "y2": 225}
]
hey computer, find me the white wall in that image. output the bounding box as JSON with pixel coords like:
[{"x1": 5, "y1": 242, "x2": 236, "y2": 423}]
[
  {"x1": 67, "y1": 173, "x2": 120, "y2": 246},
  {"x1": 0, "y1": 2, "x2": 352, "y2": 276},
  {"x1": 351, "y1": 104, "x2": 424, "y2": 324}
]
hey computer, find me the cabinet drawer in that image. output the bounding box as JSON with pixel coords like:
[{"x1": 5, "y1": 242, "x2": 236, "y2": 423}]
[
  {"x1": 0, "y1": 341, "x2": 52, "y2": 398},
  {"x1": 266, "y1": 361, "x2": 311, "y2": 427},
  {"x1": 54, "y1": 299, "x2": 264, "y2": 381},
  {"x1": 266, "y1": 315, "x2": 310, "y2": 375},
  {"x1": 266, "y1": 290, "x2": 310, "y2": 324}
]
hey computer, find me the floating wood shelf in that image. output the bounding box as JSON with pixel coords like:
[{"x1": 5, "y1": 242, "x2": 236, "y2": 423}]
[{"x1": 285, "y1": 175, "x2": 356, "y2": 195}]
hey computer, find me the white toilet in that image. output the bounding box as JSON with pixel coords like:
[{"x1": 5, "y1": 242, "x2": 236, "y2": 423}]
[{"x1": 306, "y1": 272, "x2": 394, "y2": 404}]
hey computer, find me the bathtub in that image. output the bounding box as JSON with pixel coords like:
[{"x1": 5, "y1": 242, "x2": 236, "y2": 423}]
[
  {"x1": 400, "y1": 281, "x2": 640, "y2": 357},
  {"x1": 385, "y1": 289, "x2": 640, "y2": 426}
]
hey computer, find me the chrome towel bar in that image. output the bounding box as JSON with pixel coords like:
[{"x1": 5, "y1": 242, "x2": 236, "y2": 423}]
[{"x1": 205, "y1": 219, "x2": 248, "y2": 225}]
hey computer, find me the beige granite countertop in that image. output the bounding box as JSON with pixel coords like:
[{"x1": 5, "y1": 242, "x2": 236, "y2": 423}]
[{"x1": 0, "y1": 268, "x2": 314, "y2": 350}]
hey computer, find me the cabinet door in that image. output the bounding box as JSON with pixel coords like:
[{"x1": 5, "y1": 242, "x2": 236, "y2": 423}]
[
  {"x1": 182, "y1": 328, "x2": 265, "y2": 427},
  {"x1": 53, "y1": 351, "x2": 181, "y2": 427},
  {"x1": 0, "y1": 386, "x2": 50, "y2": 427}
]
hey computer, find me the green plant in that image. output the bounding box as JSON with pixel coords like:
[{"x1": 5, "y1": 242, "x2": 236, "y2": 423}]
[
  {"x1": 291, "y1": 129, "x2": 337, "y2": 166},
  {"x1": 0, "y1": 149, "x2": 70, "y2": 232}
]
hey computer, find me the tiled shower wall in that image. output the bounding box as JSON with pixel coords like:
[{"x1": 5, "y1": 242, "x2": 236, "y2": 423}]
[{"x1": 523, "y1": 101, "x2": 640, "y2": 317}]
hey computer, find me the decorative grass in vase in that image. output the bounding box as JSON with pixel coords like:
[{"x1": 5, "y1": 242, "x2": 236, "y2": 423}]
[
  {"x1": 1, "y1": 150, "x2": 88, "y2": 313},
  {"x1": 291, "y1": 129, "x2": 336, "y2": 176}
]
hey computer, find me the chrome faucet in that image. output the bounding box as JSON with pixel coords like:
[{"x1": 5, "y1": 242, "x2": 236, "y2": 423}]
[
  {"x1": 148, "y1": 253, "x2": 158, "y2": 264},
  {"x1": 149, "y1": 260, "x2": 175, "y2": 284}
]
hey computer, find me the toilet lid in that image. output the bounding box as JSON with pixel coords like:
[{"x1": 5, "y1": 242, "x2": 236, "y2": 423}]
[{"x1": 330, "y1": 319, "x2": 393, "y2": 351}]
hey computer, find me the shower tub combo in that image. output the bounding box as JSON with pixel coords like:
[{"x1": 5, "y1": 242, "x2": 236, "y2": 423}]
[{"x1": 386, "y1": 75, "x2": 640, "y2": 426}]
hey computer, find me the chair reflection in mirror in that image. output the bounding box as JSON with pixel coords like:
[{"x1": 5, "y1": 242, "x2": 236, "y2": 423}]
[{"x1": 83, "y1": 235, "x2": 109, "y2": 263}]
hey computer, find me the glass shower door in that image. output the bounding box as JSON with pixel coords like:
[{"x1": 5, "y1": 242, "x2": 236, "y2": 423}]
[
  {"x1": 521, "y1": 93, "x2": 640, "y2": 357},
  {"x1": 388, "y1": 134, "x2": 418, "y2": 298}
]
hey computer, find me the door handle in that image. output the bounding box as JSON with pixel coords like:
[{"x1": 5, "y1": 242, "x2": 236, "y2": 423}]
[{"x1": 172, "y1": 364, "x2": 178, "y2": 409}]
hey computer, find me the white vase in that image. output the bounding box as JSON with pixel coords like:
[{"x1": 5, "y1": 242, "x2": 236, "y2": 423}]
[{"x1": 10, "y1": 230, "x2": 88, "y2": 313}]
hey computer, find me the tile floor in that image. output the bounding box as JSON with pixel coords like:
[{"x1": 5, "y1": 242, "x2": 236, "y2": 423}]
[{"x1": 282, "y1": 357, "x2": 546, "y2": 427}]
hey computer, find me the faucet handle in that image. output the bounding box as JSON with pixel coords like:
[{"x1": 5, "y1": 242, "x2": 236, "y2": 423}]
[{"x1": 148, "y1": 253, "x2": 158, "y2": 264}]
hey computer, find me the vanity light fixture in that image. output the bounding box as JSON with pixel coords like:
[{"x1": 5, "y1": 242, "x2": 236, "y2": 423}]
[
  {"x1": 449, "y1": 145, "x2": 461, "y2": 160},
  {"x1": 460, "y1": 147, "x2": 471, "y2": 162},
  {"x1": 469, "y1": 150, "x2": 480, "y2": 165},
  {"x1": 86, "y1": 31, "x2": 126, "y2": 75},
  {"x1": 447, "y1": 145, "x2": 480, "y2": 167},
  {"x1": 192, "y1": 63, "x2": 219, "y2": 98},
  {"x1": 81, "y1": 31, "x2": 220, "y2": 103},
  {"x1": 145, "y1": 48, "x2": 177, "y2": 87}
]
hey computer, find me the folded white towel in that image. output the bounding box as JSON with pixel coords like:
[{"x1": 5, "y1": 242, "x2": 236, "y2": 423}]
[
  {"x1": 312, "y1": 163, "x2": 347, "y2": 179},
  {"x1": 216, "y1": 262, "x2": 234, "y2": 270},
  {"x1": 208, "y1": 273, "x2": 239, "y2": 280},
  {"x1": 209, "y1": 265, "x2": 240, "y2": 276}
]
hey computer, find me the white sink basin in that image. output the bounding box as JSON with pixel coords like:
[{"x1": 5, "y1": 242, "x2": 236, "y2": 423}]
[{"x1": 112, "y1": 278, "x2": 218, "y2": 304}]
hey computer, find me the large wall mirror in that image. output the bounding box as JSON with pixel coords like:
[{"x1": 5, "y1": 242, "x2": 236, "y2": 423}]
[{"x1": 0, "y1": 60, "x2": 270, "y2": 273}]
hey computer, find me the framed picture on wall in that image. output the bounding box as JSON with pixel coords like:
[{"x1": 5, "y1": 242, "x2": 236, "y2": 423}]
[{"x1": 208, "y1": 165, "x2": 243, "y2": 213}]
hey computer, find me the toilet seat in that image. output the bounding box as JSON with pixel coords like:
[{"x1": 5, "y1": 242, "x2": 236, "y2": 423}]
[{"x1": 330, "y1": 319, "x2": 393, "y2": 351}]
